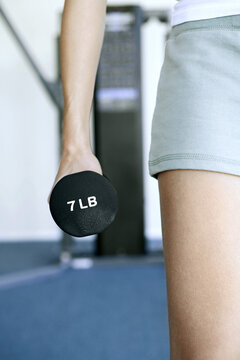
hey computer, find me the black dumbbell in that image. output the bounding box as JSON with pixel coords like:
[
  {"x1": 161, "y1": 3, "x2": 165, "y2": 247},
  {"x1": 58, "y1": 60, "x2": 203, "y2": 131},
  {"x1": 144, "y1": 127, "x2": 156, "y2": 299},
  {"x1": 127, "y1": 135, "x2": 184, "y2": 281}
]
[{"x1": 49, "y1": 170, "x2": 118, "y2": 237}]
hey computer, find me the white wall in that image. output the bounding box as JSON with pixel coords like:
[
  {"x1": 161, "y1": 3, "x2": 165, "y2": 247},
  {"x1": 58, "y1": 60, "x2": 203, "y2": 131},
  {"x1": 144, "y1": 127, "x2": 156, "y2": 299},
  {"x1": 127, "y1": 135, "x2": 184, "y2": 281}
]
[{"x1": 0, "y1": 0, "x2": 175, "y2": 243}]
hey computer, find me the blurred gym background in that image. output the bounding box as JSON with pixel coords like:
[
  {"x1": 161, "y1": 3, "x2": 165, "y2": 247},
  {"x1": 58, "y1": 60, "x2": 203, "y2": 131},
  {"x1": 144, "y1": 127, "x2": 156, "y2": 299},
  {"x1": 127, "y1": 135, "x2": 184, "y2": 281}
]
[{"x1": 0, "y1": 0, "x2": 175, "y2": 359}]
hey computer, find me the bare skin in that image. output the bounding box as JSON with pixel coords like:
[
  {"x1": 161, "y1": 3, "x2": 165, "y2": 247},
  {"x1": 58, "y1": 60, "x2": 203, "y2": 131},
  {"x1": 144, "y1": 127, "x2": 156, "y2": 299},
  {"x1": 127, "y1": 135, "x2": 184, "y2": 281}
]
[
  {"x1": 158, "y1": 169, "x2": 240, "y2": 359},
  {"x1": 47, "y1": 0, "x2": 107, "y2": 203}
]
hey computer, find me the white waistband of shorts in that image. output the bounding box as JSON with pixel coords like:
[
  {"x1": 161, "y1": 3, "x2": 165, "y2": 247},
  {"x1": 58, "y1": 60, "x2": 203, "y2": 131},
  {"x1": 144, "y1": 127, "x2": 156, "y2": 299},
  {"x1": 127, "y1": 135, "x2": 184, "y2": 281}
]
[{"x1": 171, "y1": 0, "x2": 240, "y2": 27}]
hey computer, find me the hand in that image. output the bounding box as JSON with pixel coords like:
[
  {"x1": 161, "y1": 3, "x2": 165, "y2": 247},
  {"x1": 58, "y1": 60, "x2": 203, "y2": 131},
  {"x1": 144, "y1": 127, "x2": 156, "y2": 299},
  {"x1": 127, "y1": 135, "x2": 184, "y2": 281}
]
[{"x1": 47, "y1": 149, "x2": 103, "y2": 204}]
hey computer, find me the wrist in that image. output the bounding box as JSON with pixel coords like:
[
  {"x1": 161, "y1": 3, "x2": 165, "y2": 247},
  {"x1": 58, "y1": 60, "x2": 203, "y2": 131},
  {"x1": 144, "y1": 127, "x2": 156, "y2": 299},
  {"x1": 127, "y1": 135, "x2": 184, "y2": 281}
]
[
  {"x1": 62, "y1": 142, "x2": 93, "y2": 157},
  {"x1": 61, "y1": 112, "x2": 92, "y2": 156}
]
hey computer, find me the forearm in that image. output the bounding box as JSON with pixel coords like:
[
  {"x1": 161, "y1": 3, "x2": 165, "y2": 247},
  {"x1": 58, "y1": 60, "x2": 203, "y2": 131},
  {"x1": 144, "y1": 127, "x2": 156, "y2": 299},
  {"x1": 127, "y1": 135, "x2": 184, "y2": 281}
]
[{"x1": 60, "y1": 0, "x2": 107, "y2": 154}]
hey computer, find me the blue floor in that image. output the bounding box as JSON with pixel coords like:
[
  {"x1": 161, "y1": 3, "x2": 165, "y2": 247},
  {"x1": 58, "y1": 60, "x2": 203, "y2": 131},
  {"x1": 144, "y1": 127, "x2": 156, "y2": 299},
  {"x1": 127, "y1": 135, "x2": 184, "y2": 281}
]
[{"x1": 0, "y1": 261, "x2": 170, "y2": 360}]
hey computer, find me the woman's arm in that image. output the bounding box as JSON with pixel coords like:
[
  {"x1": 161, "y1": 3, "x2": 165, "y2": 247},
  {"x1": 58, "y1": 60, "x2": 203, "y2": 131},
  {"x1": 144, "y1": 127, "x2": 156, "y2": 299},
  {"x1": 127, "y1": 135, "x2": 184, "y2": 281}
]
[
  {"x1": 61, "y1": 0, "x2": 107, "y2": 155},
  {"x1": 48, "y1": 0, "x2": 107, "y2": 203}
]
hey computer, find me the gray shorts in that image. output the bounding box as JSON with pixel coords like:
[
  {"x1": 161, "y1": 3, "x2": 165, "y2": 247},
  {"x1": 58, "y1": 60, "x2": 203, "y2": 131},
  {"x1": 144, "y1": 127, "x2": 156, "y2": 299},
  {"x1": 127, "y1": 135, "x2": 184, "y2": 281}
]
[{"x1": 148, "y1": 14, "x2": 240, "y2": 180}]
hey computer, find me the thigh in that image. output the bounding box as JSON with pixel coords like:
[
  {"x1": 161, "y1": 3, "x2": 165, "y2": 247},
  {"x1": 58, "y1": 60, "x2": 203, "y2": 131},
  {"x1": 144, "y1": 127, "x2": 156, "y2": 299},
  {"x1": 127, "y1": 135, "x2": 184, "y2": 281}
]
[{"x1": 158, "y1": 169, "x2": 240, "y2": 359}]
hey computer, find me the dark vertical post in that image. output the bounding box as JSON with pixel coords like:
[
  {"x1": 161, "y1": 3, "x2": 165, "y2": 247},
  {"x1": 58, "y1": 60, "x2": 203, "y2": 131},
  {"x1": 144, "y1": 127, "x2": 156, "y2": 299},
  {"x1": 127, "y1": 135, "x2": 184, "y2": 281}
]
[{"x1": 93, "y1": 5, "x2": 145, "y2": 255}]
